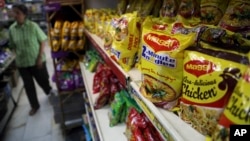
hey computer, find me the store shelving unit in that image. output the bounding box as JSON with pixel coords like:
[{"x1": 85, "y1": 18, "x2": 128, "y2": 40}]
[
  {"x1": 80, "y1": 62, "x2": 127, "y2": 141},
  {"x1": 45, "y1": 0, "x2": 85, "y2": 133},
  {"x1": 84, "y1": 29, "x2": 206, "y2": 141}
]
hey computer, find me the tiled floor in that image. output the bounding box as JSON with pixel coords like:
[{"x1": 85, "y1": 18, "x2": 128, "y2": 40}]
[{"x1": 2, "y1": 45, "x2": 64, "y2": 141}]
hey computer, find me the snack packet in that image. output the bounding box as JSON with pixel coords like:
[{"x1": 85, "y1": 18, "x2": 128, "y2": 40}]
[
  {"x1": 140, "y1": 17, "x2": 196, "y2": 109},
  {"x1": 160, "y1": 0, "x2": 181, "y2": 22},
  {"x1": 180, "y1": 42, "x2": 250, "y2": 136},
  {"x1": 111, "y1": 12, "x2": 140, "y2": 71},
  {"x1": 219, "y1": 0, "x2": 250, "y2": 35},
  {"x1": 211, "y1": 66, "x2": 250, "y2": 141},
  {"x1": 200, "y1": 0, "x2": 229, "y2": 25},
  {"x1": 177, "y1": 0, "x2": 201, "y2": 26}
]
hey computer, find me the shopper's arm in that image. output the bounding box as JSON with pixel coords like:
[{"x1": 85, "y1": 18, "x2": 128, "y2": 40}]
[{"x1": 35, "y1": 22, "x2": 47, "y2": 68}]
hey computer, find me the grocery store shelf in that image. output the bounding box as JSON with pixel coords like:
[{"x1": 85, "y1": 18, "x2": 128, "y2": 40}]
[
  {"x1": 130, "y1": 81, "x2": 206, "y2": 141},
  {"x1": 84, "y1": 30, "x2": 141, "y2": 86},
  {"x1": 0, "y1": 54, "x2": 16, "y2": 74},
  {"x1": 80, "y1": 62, "x2": 127, "y2": 141}
]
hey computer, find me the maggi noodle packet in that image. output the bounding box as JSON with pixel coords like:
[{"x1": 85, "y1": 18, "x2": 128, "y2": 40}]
[
  {"x1": 200, "y1": 0, "x2": 229, "y2": 25},
  {"x1": 160, "y1": 0, "x2": 181, "y2": 22},
  {"x1": 111, "y1": 12, "x2": 140, "y2": 71},
  {"x1": 177, "y1": 0, "x2": 201, "y2": 26},
  {"x1": 199, "y1": 26, "x2": 250, "y2": 53},
  {"x1": 180, "y1": 42, "x2": 249, "y2": 137},
  {"x1": 211, "y1": 65, "x2": 250, "y2": 141},
  {"x1": 61, "y1": 21, "x2": 70, "y2": 51},
  {"x1": 219, "y1": 0, "x2": 250, "y2": 34},
  {"x1": 140, "y1": 16, "x2": 196, "y2": 109}
]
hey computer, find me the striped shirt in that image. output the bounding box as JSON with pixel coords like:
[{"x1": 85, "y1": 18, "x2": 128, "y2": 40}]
[{"x1": 9, "y1": 19, "x2": 47, "y2": 67}]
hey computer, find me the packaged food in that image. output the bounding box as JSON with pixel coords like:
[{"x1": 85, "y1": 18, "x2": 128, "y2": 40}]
[
  {"x1": 109, "y1": 91, "x2": 126, "y2": 127},
  {"x1": 140, "y1": 17, "x2": 196, "y2": 109},
  {"x1": 139, "y1": 0, "x2": 155, "y2": 17},
  {"x1": 180, "y1": 43, "x2": 250, "y2": 136},
  {"x1": 219, "y1": 0, "x2": 250, "y2": 34},
  {"x1": 199, "y1": 26, "x2": 250, "y2": 53},
  {"x1": 160, "y1": 0, "x2": 180, "y2": 22},
  {"x1": 117, "y1": 0, "x2": 128, "y2": 15},
  {"x1": 211, "y1": 66, "x2": 250, "y2": 141},
  {"x1": 177, "y1": 0, "x2": 201, "y2": 26},
  {"x1": 200, "y1": 0, "x2": 229, "y2": 25},
  {"x1": 94, "y1": 76, "x2": 110, "y2": 109},
  {"x1": 78, "y1": 21, "x2": 84, "y2": 38},
  {"x1": 54, "y1": 20, "x2": 63, "y2": 38},
  {"x1": 111, "y1": 12, "x2": 140, "y2": 71},
  {"x1": 151, "y1": 0, "x2": 163, "y2": 17}
]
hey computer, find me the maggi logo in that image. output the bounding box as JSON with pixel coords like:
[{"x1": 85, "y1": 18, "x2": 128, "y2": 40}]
[
  {"x1": 144, "y1": 33, "x2": 179, "y2": 52},
  {"x1": 146, "y1": 34, "x2": 175, "y2": 48}
]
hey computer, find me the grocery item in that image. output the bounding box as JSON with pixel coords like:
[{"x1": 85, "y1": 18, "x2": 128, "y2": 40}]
[
  {"x1": 180, "y1": 43, "x2": 249, "y2": 136},
  {"x1": 78, "y1": 21, "x2": 85, "y2": 38},
  {"x1": 109, "y1": 91, "x2": 126, "y2": 127},
  {"x1": 219, "y1": 0, "x2": 250, "y2": 34},
  {"x1": 61, "y1": 21, "x2": 71, "y2": 51},
  {"x1": 111, "y1": 12, "x2": 140, "y2": 71},
  {"x1": 140, "y1": 17, "x2": 196, "y2": 109},
  {"x1": 211, "y1": 66, "x2": 250, "y2": 141},
  {"x1": 160, "y1": 0, "x2": 180, "y2": 22},
  {"x1": 117, "y1": 0, "x2": 128, "y2": 15},
  {"x1": 151, "y1": 0, "x2": 163, "y2": 17},
  {"x1": 125, "y1": 108, "x2": 164, "y2": 141},
  {"x1": 177, "y1": 0, "x2": 201, "y2": 26},
  {"x1": 68, "y1": 21, "x2": 79, "y2": 50},
  {"x1": 199, "y1": 26, "x2": 250, "y2": 53},
  {"x1": 139, "y1": 0, "x2": 155, "y2": 17},
  {"x1": 200, "y1": 0, "x2": 229, "y2": 25}
]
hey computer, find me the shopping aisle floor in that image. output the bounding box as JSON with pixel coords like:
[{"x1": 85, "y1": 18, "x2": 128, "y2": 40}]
[{"x1": 2, "y1": 45, "x2": 65, "y2": 141}]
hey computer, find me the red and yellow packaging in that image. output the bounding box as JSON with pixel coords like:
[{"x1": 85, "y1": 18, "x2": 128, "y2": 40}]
[
  {"x1": 211, "y1": 66, "x2": 250, "y2": 141},
  {"x1": 111, "y1": 12, "x2": 140, "y2": 71},
  {"x1": 140, "y1": 17, "x2": 196, "y2": 109},
  {"x1": 180, "y1": 42, "x2": 249, "y2": 137}
]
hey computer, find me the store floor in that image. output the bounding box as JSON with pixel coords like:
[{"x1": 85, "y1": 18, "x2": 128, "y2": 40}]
[{"x1": 2, "y1": 45, "x2": 65, "y2": 141}]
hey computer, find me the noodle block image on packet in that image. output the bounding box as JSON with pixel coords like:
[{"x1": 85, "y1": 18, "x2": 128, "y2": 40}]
[
  {"x1": 180, "y1": 43, "x2": 250, "y2": 137},
  {"x1": 140, "y1": 17, "x2": 196, "y2": 110},
  {"x1": 211, "y1": 66, "x2": 250, "y2": 141}
]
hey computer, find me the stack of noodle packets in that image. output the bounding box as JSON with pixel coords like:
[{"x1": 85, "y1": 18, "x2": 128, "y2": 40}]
[
  {"x1": 111, "y1": 12, "x2": 140, "y2": 71},
  {"x1": 211, "y1": 65, "x2": 250, "y2": 141},
  {"x1": 140, "y1": 17, "x2": 197, "y2": 110},
  {"x1": 181, "y1": 42, "x2": 249, "y2": 137}
]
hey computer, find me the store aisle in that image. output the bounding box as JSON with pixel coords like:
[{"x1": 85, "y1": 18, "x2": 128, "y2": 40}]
[{"x1": 2, "y1": 45, "x2": 64, "y2": 141}]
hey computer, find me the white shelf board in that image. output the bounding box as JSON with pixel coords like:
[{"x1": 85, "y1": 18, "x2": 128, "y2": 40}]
[
  {"x1": 130, "y1": 81, "x2": 205, "y2": 141},
  {"x1": 84, "y1": 102, "x2": 95, "y2": 140},
  {"x1": 80, "y1": 62, "x2": 127, "y2": 141}
]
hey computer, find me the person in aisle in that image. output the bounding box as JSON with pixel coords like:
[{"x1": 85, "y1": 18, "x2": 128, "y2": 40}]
[{"x1": 8, "y1": 4, "x2": 57, "y2": 116}]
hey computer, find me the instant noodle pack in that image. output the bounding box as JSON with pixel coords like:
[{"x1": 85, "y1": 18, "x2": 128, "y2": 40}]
[
  {"x1": 83, "y1": 0, "x2": 250, "y2": 140},
  {"x1": 50, "y1": 20, "x2": 85, "y2": 52}
]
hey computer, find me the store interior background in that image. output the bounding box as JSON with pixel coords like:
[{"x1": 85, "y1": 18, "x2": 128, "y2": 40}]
[{"x1": 0, "y1": 0, "x2": 118, "y2": 141}]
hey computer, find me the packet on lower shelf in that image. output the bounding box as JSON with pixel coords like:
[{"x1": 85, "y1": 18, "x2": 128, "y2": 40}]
[
  {"x1": 211, "y1": 66, "x2": 250, "y2": 141},
  {"x1": 140, "y1": 17, "x2": 196, "y2": 110},
  {"x1": 180, "y1": 42, "x2": 250, "y2": 137}
]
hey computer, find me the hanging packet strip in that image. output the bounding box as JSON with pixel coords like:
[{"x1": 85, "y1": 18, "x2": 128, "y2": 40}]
[
  {"x1": 140, "y1": 17, "x2": 196, "y2": 109},
  {"x1": 180, "y1": 42, "x2": 249, "y2": 137},
  {"x1": 211, "y1": 65, "x2": 250, "y2": 141},
  {"x1": 111, "y1": 12, "x2": 140, "y2": 71}
]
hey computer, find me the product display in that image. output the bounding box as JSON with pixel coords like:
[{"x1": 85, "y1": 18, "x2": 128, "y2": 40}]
[
  {"x1": 50, "y1": 20, "x2": 85, "y2": 52},
  {"x1": 125, "y1": 108, "x2": 164, "y2": 141},
  {"x1": 79, "y1": 1, "x2": 250, "y2": 141}
]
